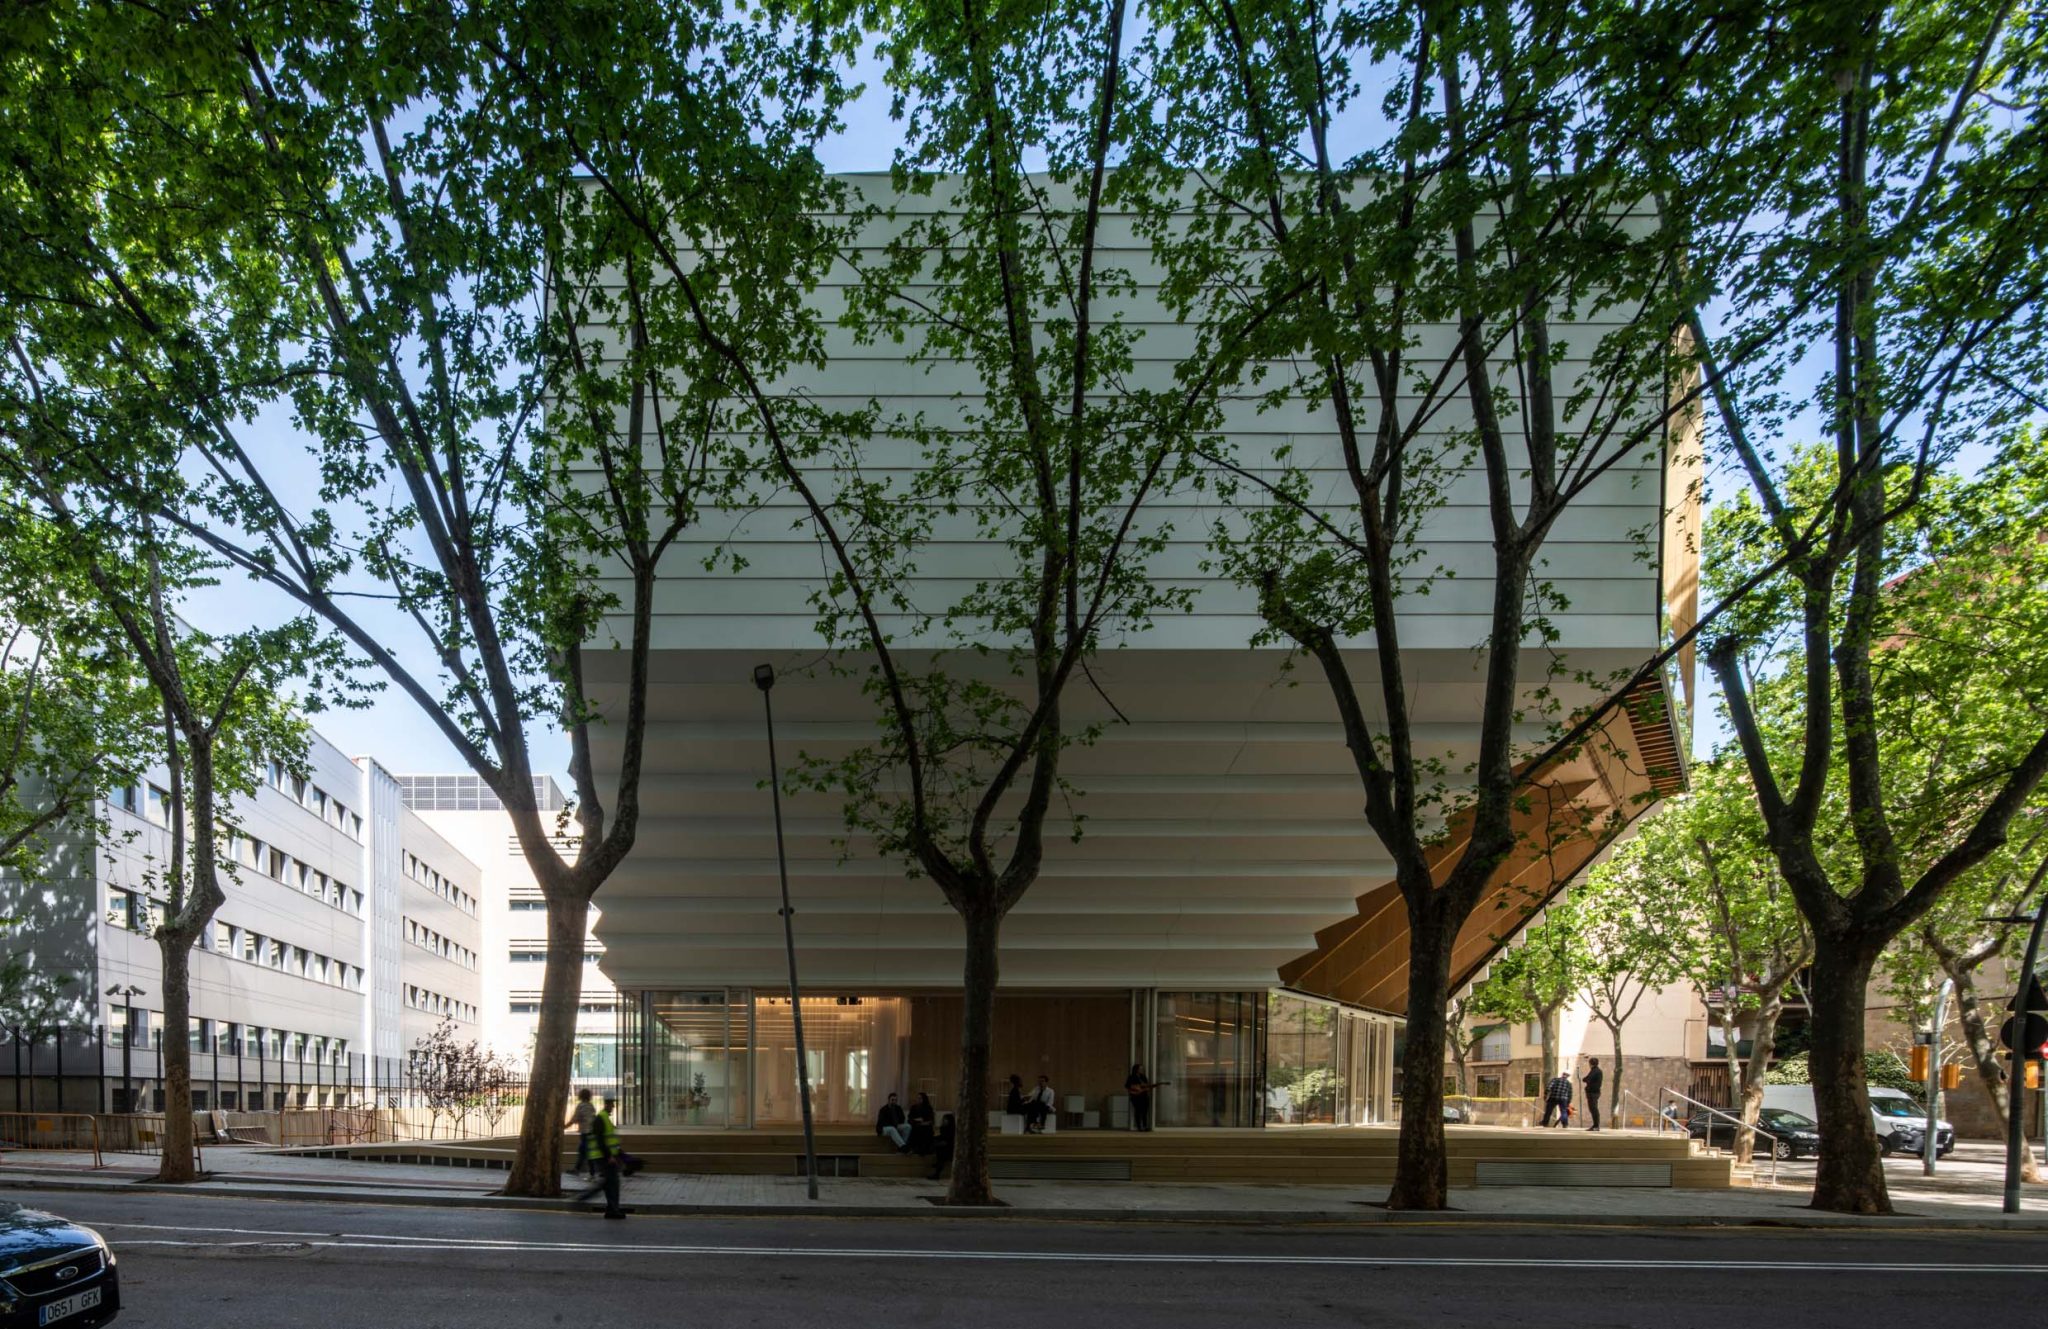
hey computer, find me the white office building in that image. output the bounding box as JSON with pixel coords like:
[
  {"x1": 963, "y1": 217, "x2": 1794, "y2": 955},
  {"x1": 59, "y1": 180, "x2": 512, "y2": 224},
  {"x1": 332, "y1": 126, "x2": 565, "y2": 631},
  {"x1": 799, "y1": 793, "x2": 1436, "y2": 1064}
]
[
  {"x1": 0, "y1": 732, "x2": 483, "y2": 1112},
  {"x1": 394, "y1": 773, "x2": 622, "y2": 1088}
]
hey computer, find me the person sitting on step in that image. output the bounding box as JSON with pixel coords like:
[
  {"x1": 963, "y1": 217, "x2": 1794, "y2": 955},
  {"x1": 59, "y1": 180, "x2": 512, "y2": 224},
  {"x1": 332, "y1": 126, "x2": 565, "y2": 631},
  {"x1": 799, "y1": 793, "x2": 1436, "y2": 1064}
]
[
  {"x1": 874, "y1": 1092, "x2": 912, "y2": 1151},
  {"x1": 1024, "y1": 1074, "x2": 1056, "y2": 1134}
]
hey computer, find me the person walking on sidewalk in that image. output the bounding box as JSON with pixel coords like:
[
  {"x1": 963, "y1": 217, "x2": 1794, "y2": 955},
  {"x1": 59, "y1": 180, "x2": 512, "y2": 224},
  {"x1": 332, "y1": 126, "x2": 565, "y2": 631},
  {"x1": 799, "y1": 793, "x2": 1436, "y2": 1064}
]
[
  {"x1": 567, "y1": 1088, "x2": 597, "y2": 1178},
  {"x1": 1581, "y1": 1057, "x2": 1604, "y2": 1132},
  {"x1": 1540, "y1": 1071, "x2": 1573, "y2": 1128},
  {"x1": 570, "y1": 1098, "x2": 628, "y2": 1219}
]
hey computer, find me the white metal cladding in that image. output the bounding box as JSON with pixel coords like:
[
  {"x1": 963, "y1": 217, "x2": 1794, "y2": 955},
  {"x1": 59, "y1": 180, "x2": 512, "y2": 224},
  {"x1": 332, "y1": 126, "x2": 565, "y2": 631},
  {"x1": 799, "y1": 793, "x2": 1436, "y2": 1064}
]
[
  {"x1": 573, "y1": 174, "x2": 1685, "y2": 996},
  {"x1": 363, "y1": 757, "x2": 406, "y2": 1062}
]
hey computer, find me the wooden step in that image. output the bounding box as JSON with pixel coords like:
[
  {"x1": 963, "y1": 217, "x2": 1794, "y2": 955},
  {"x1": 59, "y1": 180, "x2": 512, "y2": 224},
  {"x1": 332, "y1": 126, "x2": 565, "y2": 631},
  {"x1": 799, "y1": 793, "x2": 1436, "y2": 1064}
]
[{"x1": 295, "y1": 1124, "x2": 1731, "y2": 1190}]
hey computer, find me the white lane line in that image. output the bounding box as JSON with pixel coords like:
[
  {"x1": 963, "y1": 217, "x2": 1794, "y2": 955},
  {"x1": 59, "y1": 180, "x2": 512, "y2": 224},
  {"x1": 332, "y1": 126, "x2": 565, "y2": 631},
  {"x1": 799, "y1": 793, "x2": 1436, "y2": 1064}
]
[
  {"x1": 96, "y1": 1221, "x2": 534, "y2": 1247},
  {"x1": 100, "y1": 1236, "x2": 2048, "y2": 1273}
]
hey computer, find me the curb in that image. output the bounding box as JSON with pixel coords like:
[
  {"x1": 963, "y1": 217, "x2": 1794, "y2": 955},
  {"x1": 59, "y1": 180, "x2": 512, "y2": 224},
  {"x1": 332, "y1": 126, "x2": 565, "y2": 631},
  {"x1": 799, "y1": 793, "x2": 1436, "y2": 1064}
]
[{"x1": 5, "y1": 1170, "x2": 2048, "y2": 1232}]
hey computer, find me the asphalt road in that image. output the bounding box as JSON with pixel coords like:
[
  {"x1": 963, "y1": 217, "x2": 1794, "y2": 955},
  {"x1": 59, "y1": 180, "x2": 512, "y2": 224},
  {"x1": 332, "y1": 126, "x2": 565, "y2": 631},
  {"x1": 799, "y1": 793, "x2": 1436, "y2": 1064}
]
[{"x1": 11, "y1": 1187, "x2": 2048, "y2": 1329}]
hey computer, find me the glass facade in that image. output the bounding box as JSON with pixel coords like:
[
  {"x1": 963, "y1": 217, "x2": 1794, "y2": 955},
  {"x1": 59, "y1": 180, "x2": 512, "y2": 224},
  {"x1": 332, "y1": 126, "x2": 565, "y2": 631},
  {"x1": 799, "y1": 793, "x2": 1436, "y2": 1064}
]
[
  {"x1": 753, "y1": 996, "x2": 909, "y2": 1126},
  {"x1": 1152, "y1": 991, "x2": 1264, "y2": 1127},
  {"x1": 1264, "y1": 990, "x2": 1398, "y2": 1125},
  {"x1": 620, "y1": 987, "x2": 1397, "y2": 1129}
]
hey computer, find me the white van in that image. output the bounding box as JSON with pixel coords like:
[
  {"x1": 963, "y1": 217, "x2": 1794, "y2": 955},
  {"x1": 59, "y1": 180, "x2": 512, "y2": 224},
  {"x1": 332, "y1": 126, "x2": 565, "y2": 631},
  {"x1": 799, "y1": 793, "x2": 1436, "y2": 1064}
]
[{"x1": 1761, "y1": 1084, "x2": 1955, "y2": 1156}]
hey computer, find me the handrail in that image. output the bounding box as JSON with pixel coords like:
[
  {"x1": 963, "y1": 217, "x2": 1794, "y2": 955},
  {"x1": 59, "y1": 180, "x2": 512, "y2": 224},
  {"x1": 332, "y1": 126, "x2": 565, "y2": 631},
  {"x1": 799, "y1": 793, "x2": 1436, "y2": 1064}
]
[
  {"x1": 1622, "y1": 1088, "x2": 1673, "y2": 1134},
  {"x1": 1656, "y1": 1085, "x2": 1782, "y2": 1185}
]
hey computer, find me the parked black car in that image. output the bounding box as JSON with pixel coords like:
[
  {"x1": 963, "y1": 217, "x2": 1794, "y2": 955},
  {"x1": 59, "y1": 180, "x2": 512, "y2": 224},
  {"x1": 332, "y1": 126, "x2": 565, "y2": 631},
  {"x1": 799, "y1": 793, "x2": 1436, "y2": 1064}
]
[
  {"x1": 0, "y1": 1205, "x2": 119, "y2": 1327},
  {"x1": 1686, "y1": 1107, "x2": 1822, "y2": 1160}
]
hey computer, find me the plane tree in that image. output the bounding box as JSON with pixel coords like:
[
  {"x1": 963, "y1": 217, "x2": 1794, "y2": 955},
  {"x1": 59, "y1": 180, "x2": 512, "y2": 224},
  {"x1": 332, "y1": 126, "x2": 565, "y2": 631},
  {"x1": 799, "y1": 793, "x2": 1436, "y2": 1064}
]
[
  {"x1": 0, "y1": 0, "x2": 851, "y2": 1194},
  {"x1": 1637, "y1": 0, "x2": 2048, "y2": 1212},
  {"x1": 1140, "y1": 0, "x2": 1757, "y2": 1207},
  {"x1": 1468, "y1": 899, "x2": 1591, "y2": 1090},
  {"x1": 1581, "y1": 759, "x2": 1813, "y2": 1162}
]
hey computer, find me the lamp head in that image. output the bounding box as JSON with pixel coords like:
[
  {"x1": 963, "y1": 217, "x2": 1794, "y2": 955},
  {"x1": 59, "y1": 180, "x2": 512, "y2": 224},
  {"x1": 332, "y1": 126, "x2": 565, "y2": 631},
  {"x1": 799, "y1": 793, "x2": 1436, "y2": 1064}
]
[{"x1": 752, "y1": 664, "x2": 776, "y2": 692}]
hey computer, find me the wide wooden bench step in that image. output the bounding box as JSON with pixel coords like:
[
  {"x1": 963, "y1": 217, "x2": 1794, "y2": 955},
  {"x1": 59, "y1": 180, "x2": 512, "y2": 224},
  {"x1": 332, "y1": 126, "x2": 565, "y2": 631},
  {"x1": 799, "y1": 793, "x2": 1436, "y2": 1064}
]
[{"x1": 1475, "y1": 1161, "x2": 1674, "y2": 1187}]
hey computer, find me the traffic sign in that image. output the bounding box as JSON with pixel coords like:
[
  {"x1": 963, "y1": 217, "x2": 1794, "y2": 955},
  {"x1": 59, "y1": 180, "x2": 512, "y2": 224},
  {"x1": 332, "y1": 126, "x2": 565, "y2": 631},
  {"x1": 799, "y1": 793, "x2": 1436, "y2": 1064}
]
[
  {"x1": 1997, "y1": 1012, "x2": 2048, "y2": 1054},
  {"x1": 2002, "y1": 972, "x2": 2048, "y2": 1052}
]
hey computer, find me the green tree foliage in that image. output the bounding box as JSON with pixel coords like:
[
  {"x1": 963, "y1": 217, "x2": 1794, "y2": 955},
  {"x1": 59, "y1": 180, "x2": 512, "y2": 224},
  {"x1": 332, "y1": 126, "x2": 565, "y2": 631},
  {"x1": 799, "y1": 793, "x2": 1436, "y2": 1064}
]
[
  {"x1": 1704, "y1": 427, "x2": 2048, "y2": 1207},
  {"x1": 1574, "y1": 878, "x2": 1686, "y2": 1123},
  {"x1": 0, "y1": 517, "x2": 155, "y2": 882},
  {"x1": 1582, "y1": 759, "x2": 1812, "y2": 1160},
  {"x1": 1469, "y1": 899, "x2": 1591, "y2": 1089},
  {"x1": 1640, "y1": 0, "x2": 2048, "y2": 1212},
  {"x1": 1766, "y1": 1050, "x2": 1919, "y2": 1096},
  {"x1": 15, "y1": 500, "x2": 316, "y2": 1181},
  {"x1": 668, "y1": 0, "x2": 1246, "y2": 1205},
  {"x1": 0, "y1": 0, "x2": 850, "y2": 1194},
  {"x1": 1864, "y1": 440, "x2": 2048, "y2": 1177},
  {"x1": 1140, "y1": 0, "x2": 1728, "y2": 1208}
]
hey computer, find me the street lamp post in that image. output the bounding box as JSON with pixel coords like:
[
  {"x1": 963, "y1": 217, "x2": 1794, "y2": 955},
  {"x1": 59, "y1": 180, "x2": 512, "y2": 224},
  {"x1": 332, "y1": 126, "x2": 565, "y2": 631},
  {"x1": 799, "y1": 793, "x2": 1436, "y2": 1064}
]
[
  {"x1": 754, "y1": 664, "x2": 820, "y2": 1201},
  {"x1": 108, "y1": 985, "x2": 145, "y2": 1114}
]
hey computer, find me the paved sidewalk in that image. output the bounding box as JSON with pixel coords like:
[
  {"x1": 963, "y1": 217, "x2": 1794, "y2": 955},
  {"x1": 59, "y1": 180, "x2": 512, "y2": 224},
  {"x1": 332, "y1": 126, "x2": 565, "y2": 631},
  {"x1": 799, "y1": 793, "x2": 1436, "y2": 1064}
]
[{"x1": 4, "y1": 1140, "x2": 2047, "y2": 1229}]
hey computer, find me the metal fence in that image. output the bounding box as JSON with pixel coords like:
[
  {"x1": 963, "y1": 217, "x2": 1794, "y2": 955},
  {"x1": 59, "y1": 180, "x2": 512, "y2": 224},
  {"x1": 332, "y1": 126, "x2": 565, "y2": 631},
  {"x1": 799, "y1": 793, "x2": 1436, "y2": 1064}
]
[
  {"x1": 96, "y1": 1112, "x2": 203, "y2": 1171},
  {"x1": 0, "y1": 1112, "x2": 104, "y2": 1167},
  {"x1": 0, "y1": 1022, "x2": 616, "y2": 1117}
]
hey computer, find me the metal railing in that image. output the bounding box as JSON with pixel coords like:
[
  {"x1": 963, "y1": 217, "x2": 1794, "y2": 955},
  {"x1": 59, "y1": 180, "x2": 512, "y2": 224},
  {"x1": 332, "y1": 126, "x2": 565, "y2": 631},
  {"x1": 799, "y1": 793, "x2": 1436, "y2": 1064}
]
[
  {"x1": 1627, "y1": 1086, "x2": 1782, "y2": 1185},
  {"x1": 97, "y1": 1114, "x2": 203, "y2": 1172},
  {"x1": 0, "y1": 1112, "x2": 104, "y2": 1168}
]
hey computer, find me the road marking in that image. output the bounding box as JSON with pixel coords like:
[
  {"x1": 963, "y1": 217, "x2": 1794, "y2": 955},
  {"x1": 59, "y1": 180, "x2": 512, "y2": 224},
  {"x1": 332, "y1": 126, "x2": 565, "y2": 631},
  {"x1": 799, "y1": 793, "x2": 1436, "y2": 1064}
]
[{"x1": 86, "y1": 1226, "x2": 2048, "y2": 1273}]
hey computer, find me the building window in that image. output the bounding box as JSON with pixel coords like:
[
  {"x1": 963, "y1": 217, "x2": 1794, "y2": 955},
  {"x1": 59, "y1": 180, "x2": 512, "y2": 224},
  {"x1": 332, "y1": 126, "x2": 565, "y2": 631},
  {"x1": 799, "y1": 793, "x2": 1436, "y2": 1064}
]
[
  {"x1": 114, "y1": 785, "x2": 140, "y2": 815},
  {"x1": 1523, "y1": 1072, "x2": 1542, "y2": 1098},
  {"x1": 1478, "y1": 1026, "x2": 1510, "y2": 1062},
  {"x1": 107, "y1": 889, "x2": 143, "y2": 932},
  {"x1": 144, "y1": 783, "x2": 171, "y2": 827},
  {"x1": 1476, "y1": 1072, "x2": 1504, "y2": 1098}
]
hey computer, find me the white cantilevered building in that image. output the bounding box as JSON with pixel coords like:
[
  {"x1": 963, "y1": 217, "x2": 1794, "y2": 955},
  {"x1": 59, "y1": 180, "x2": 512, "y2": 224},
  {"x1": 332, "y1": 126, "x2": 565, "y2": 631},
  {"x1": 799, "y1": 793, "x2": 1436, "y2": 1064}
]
[{"x1": 574, "y1": 175, "x2": 1698, "y2": 1131}]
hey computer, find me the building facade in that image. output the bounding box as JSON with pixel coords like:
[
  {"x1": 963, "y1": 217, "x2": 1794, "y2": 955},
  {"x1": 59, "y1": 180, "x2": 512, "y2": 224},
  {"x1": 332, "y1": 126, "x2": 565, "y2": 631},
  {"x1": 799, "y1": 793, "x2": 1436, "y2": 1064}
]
[
  {"x1": 577, "y1": 176, "x2": 1700, "y2": 1131},
  {"x1": 0, "y1": 734, "x2": 482, "y2": 1112},
  {"x1": 394, "y1": 773, "x2": 622, "y2": 1089}
]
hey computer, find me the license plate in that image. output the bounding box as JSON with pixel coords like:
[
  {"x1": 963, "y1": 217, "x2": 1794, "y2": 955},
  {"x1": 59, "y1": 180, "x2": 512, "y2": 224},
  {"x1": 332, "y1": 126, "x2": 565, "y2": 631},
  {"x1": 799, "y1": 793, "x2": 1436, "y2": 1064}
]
[{"x1": 38, "y1": 1287, "x2": 102, "y2": 1325}]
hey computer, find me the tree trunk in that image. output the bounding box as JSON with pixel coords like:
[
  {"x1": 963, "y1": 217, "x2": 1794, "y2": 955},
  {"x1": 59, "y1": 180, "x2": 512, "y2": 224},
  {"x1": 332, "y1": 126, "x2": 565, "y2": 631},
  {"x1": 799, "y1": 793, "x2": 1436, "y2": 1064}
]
[
  {"x1": 947, "y1": 905, "x2": 1003, "y2": 1205},
  {"x1": 1720, "y1": 1005, "x2": 1743, "y2": 1116},
  {"x1": 1451, "y1": 1044, "x2": 1469, "y2": 1098},
  {"x1": 1601, "y1": 1018, "x2": 1625, "y2": 1121},
  {"x1": 1539, "y1": 1006, "x2": 1560, "y2": 1086},
  {"x1": 504, "y1": 893, "x2": 591, "y2": 1197},
  {"x1": 1947, "y1": 960, "x2": 2041, "y2": 1182},
  {"x1": 1733, "y1": 987, "x2": 1785, "y2": 1165},
  {"x1": 152, "y1": 723, "x2": 225, "y2": 1185},
  {"x1": 1806, "y1": 938, "x2": 1890, "y2": 1213},
  {"x1": 155, "y1": 939, "x2": 197, "y2": 1182},
  {"x1": 1387, "y1": 913, "x2": 1455, "y2": 1210}
]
